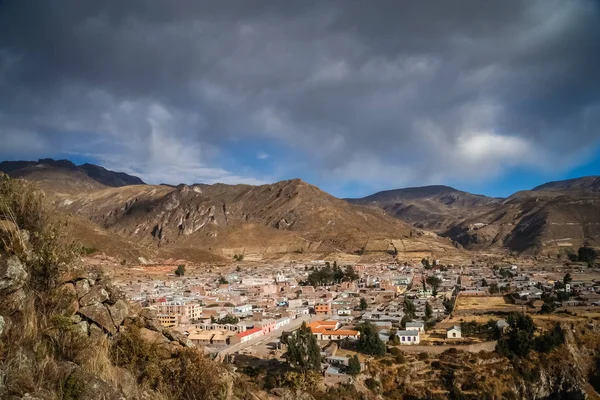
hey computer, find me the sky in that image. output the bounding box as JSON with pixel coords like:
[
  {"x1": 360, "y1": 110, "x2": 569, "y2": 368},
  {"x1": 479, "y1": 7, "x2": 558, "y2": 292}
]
[{"x1": 0, "y1": 0, "x2": 599, "y2": 199}]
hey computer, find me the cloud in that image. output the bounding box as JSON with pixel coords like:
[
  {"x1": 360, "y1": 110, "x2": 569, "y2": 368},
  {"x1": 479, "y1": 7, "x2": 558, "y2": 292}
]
[
  {"x1": 257, "y1": 152, "x2": 270, "y2": 160},
  {"x1": 0, "y1": 0, "x2": 598, "y2": 193}
]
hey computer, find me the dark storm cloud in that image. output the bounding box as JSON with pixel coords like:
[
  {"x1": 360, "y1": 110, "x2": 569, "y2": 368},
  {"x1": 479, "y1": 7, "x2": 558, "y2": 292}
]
[{"x1": 0, "y1": 0, "x2": 599, "y2": 187}]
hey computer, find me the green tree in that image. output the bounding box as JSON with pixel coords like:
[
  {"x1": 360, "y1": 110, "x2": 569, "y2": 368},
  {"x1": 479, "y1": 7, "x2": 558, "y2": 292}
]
[
  {"x1": 403, "y1": 298, "x2": 416, "y2": 319},
  {"x1": 496, "y1": 313, "x2": 535, "y2": 358},
  {"x1": 333, "y1": 263, "x2": 345, "y2": 282},
  {"x1": 360, "y1": 297, "x2": 368, "y2": 310},
  {"x1": 174, "y1": 264, "x2": 185, "y2": 276},
  {"x1": 344, "y1": 266, "x2": 359, "y2": 281},
  {"x1": 357, "y1": 322, "x2": 386, "y2": 356},
  {"x1": 578, "y1": 246, "x2": 597, "y2": 266},
  {"x1": 481, "y1": 278, "x2": 488, "y2": 287},
  {"x1": 489, "y1": 282, "x2": 499, "y2": 294},
  {"x1": 425, "y1": 302, "x2": 433, "y2": 320},
  {"x1": 284, "y1": 322, "x2": 322, "y2": 373},
  {"x1": 563, "y1": 273, "x2": 572, "y2": 286},
  {"x1": 426, "y1": 276, "x2": 442, "y2": 296},
  {"x1": 347, "y1": 355, "x2": 361, "y2": 375},
  {"x1": 218, "y1": 276, "x2": 229, "y2": 285},
  {"x1": 421, "y1": 258, "x2": 431, "y2": 269}
]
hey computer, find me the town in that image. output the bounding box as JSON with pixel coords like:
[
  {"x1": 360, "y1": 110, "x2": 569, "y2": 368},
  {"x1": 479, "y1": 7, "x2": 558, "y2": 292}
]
[{"x1": 109, "y1": 248, "x2": 600, "y2": 384}]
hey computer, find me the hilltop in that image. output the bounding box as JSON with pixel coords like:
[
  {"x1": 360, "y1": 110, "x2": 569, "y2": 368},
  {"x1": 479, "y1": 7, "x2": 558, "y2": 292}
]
[
  {"x1": 347, "y1": 185, "x2": 502, "y2": 231},
  {"x1": 0, "y1": 158, "x2": 144, "y2": 195}
]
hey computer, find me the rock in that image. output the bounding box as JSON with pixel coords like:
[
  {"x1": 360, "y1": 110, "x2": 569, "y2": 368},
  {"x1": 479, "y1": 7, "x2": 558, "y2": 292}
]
[
  {"x1": 89, "y1": 322, "x2": 105, "y2": 339},
  {"x1": 0, "y1": 256, "x2": 28, "y2": 295},
  {"x1": 59, "y1": 283, "x2": 79, "y2": 316},
  {"x1": 0, "y1": 315, "x2": 5, "y2": 336},
  {"x1": 76, "y1": 320, "x2": 90, "y2": 335},
  {"x1": 79, "y1": 285, "x2": 109, "y2": 307},
  {"x1": 78, "y1": 303, "x2": 116, "y2": 335},
  {"x1": 75, "y1": 279, "x2": 91, "y2": 298},
  {"x1": 140, "y1": 327, "x2": 169, "y2": 345},
  {"x1": 0, "y1": 288, "x2": 27, "y2": 314},
  {"x1": 67, "y1": 368, "x2": 126, "y2": 400},
  {"x1": 108, "y1": 300, "x2": 128, "y2": 328},
  {"x1": 103, "y1": 282, "x2": 125, "y2": 305}
]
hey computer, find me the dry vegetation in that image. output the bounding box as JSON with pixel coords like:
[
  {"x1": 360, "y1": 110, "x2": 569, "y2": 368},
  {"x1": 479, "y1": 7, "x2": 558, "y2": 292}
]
[{"x1": 0, "y1": 174, "x2": 238, "y2": 399}]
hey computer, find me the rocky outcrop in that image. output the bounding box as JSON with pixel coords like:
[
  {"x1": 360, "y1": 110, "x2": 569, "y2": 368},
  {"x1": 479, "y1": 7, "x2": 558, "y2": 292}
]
[{"x1": 0, "y1": 256, "x2": 28, "y2": 295}]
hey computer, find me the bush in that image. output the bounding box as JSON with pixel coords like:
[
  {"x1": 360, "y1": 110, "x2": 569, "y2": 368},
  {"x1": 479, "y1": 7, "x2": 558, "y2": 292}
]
[
  {"x1": 418, "y1": 352, "x2": 429, "y2": 361},
  {"x1": 365, "y1": 378, "x2": 380, "y2": 392}
]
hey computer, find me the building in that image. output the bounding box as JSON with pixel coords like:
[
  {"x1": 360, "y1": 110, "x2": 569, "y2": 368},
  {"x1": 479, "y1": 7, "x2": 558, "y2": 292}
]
[
  {"x1": 447, "y1": 326, "x2": 462, "y2": 339},
  {"x1": 155, "y1": 301, "x2": 202, "y2": 326},
  {"x1": 231, "y1": 327, "x2": 263, "y2": 344},
  {"x1": 396, "y1": 329, "x2": 420, "y2": 345},
  {"x1": 314, "y1": 303, "x2": 332, "y2": 315},
  {"x1": 405, "y1": 321, "x2": 425, "y2": 333},
  {"x1": 308, "y1": 320, "x2": 360, "y2": 341}
]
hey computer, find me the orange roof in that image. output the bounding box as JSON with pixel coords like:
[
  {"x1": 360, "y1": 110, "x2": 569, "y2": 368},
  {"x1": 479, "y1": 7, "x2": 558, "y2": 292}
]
[{"x1": 323, "y1": 330, "x2": 359, "y2": 336}]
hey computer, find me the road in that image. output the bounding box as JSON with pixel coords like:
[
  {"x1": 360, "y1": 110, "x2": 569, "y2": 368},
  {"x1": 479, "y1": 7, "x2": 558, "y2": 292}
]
[{"x1": 216, "y1": 314, "x2": 315, "y2": 360}]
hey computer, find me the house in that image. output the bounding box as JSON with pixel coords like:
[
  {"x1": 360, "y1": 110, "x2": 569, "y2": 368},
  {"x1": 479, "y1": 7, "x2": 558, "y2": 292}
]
[
  {"x1": 231, "y1": 327, "x2": 263, "y2": 344},
  {"x1": 308, "y1": 320, "x2": 359, "y2": 341},
  {"x1": 396, "y1": 329, "x2": 420, "y2": 345},
  {"x1": 405, "y1": 320, "x2": 425, "y2": 333},
  {"x1": 447, "y1": 326, "x2": 462, "y2": 339},
  {"x1": 314, "y1": 303, "x2": 332, "y2": 315}
]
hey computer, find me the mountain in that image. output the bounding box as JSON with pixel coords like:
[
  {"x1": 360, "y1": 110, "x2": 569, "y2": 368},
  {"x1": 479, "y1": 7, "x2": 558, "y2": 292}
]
[
  {"x1": 0, "y1": 159, "x2": 144, "y2": 194},
  {"x1": 347, "y1": 185, "x2": 502, "y2": 231},
  {"x1": 443, "y1": 177, "x2": 600, "y2": 255},
  {"x1": 532, "y1": 176, "x2": 600, "y2": 192},
  {"x1": 56, "y1": 179, "x2": 461, "y2": 261}
]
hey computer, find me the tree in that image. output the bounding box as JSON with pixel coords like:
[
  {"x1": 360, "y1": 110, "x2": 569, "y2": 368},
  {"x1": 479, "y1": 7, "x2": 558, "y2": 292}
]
[
  {"x1": 496, "y1": 313, "x2": 535, "y2": 358},
  {"x1": 578, "y1": 246, "x2": 597, "y2": 266},
  {"x1": 481, "y1": 278, "x2": 488, "y2": 287},
  {"x1": 443, "y1": 297, "x2": 454, "y2": 313},
  {"x1": 333, "y1": 263, "x2": 345, "y2": 282},
  {"x1": 218, "y1": 276, "x2": 229, "y2": 285},
  {"x1": 425, "y1": 302, "x2": 433, "y2": 320},
  {"x1": 360, "y1": 297, "x2": 368, "y2": 310},
  {"x1": 426, "y1": 276, "x2": 442, "y2": 296},
  {"x1": 344, "y1": 266, "x2": 359, "y2": 282},
  {"x1": 357, "y1": 322, "x2": 386, "y2": 356},
  {"x1": 174, "y1": 264, "x2": 185, "y2": 276},
  {"x1": 284, "y1": 322, "x2": 322, "y2": 373},
  {"x1": 421, "y1": 258, "x2": 431, "y2": 269},
  {"x1": 489, "y1": 282, "x2": 499, "y2": 294},
  {"x1": 563, "y1": 273, "x2": 572, "y2": 286},
  {"x1": 347, "y1": 355, "x2": 361, "y2": 375},
  {"x1": 233, "y1": 254, "x2": 244, "y2": 262},
  {"x1": 403, "y1": 298, "x2": 416, "y2": 319},
  {"x1": 214, "y1": 314, "x2": 239, "y2": 324}
]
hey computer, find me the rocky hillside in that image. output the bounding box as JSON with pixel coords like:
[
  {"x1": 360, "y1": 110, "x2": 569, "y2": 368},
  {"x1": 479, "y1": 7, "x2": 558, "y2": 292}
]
[
  {"x1": 56, "y1": 179, "x2": 461, "y2": 261},
  {"x1": 347, "y1": 185, "x2": 502, "y2": 231},
  {"x1": 0, "y1": 159, "x2": 144, "y2": 195},
  {"x1": 442, "y1": 177, "x2": 600, "y2": 255},
  {"x1": 0, "y1": 175, "x2": 240, "y2": 400}
]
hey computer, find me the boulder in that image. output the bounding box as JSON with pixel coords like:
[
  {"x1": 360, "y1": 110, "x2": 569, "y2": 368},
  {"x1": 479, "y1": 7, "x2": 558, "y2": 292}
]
[
  {"x1": 59, "y1": 283, "x2": 79, "y2": 316},
  {"x1": 0, "y1": 256, "x2": 28, "y2": 295},
  {"x1": 75, "y1": 279, "x2": 91, "y2": 298},
  {"x1": 78, "y1": 303, "x2": 116, "y2": 335},
  {"x1": 89, "y1": 322, "x2": 106, "y2": 339},
  {"x1": 79, "y1": 285, "x2": 109, "y2": 307},
  {"x1": 108, "y1": 300, "x2": 129, "y2": 328},
  {"x1": 0, "y1": 288, "x2": 27, "y2": 314},
  {"x1": 66, "y1": 368, "x2": 126, "y2": 400},
  {"x1": 0, "y1": 315, "x2": 5, "y2": 336},
  {"x1": 140, "y1": 327, "x2": 169, "y2": 345},
  {"x1": 75, "y1": 320, "x2": 90, "y2": 335},
  {"x1": 103, "y1": 282, "x2": 125, "y2": 305}
]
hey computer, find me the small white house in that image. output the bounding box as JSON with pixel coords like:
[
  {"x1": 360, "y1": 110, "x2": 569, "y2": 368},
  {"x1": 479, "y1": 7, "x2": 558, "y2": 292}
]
[
  {"x1": 405, "y1": 320, "x2": 425, "y2": 333},
  {"x1": 447, "y1": 326, "x2": 462, "y2": 339},
  {"x1": 396, "y1": 330, "x2": 420, "y2": 345}
]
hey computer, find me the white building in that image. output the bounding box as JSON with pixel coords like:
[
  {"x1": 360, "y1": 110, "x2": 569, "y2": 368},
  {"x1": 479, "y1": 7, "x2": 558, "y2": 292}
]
[
  {"x1": 396, "y1": 330, "x2": 420, "y2": 345},
  {"x1": 405, "y1": 320, "x2": 425, "y2": 333},
  {"x1": 447, "y1": 326, "x2": 462, "y2": 339}
]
